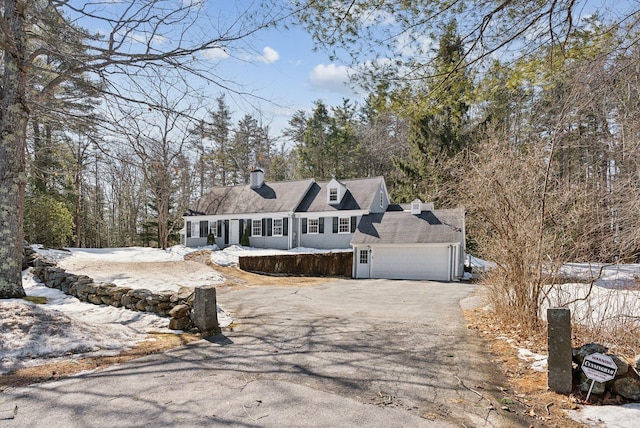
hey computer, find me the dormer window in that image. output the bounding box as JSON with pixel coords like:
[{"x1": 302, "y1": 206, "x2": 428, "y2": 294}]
[
  {"x1": 327, "y1": 178, "x2": 347, "y2": 205},
  {"x1": 329, "y1": 188, "x2": 338, "y2": 202}
]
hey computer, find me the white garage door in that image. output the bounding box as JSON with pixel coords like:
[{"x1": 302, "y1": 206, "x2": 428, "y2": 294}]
[{"x1": 371, "y1": 246, "x2": 450, "y2": 281}]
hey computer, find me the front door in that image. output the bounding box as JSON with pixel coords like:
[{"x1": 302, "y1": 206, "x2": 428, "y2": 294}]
[{"x1": 229, "y1": 219, "x2": 240, "y2": 245}]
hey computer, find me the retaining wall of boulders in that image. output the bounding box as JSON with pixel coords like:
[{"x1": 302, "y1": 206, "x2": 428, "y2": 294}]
[
  {"x1": 574, "y1": 343, "x2": 640, "y2": 401},
  {"x1": 24, "y1": 246, "x2": 195, "y2": 331},
  {"x1": 239, "y1": 251, "x2": 353, "y2": 277}
]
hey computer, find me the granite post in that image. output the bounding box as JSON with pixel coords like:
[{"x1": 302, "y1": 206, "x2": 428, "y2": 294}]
[
  {"x1": 193, "y1": 285, "x2": 221, "y2": 336},
  {"x1": 547, "y1": 308, "x2": 572, "y2": 393}
]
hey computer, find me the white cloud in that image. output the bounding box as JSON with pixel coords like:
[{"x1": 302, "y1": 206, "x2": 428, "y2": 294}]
[
  {"x1": 395, "y1": 32, "x2": 435, "y2": 58},
  {"x1": 309, "y1": 64, "x2": 353, "y2": 94},
  {"x1": 258, "y1": 46, "x2": 280, "y2": 64},
  {"x1": 203, "y1": 47, "x2": 229, "y2": 60}
]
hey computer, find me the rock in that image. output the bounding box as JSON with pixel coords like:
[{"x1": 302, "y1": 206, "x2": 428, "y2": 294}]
[
  {"x1": 136, "y1": 300, "x2": 147, "y2": 311},
  {"x1": 169, "y1": 304, "x2": 190, "y2": 319},
  {"x1": 177, "y1": 286, "x2": 195, "y2": 303},
  {"x1": 88, "y1": 294, "x2": 103, "y2": 305},
  {"x1": 168, "y1": 316, "x2": 192, "y2": 330},
  {"x1": 574, "y1": 343, "x2": 609, "y2": 364},
  {"x1": 613, "y1": 377, "x2": 640, "y2": 400},
  {"x1": 610, "y1": 355, "x2": 630, "y2": 377},
  {"x1": 578, "y1": 372, "x2": 606, "y2": 394},
  {"x1": 635, "y1": 355, "x2": 640, "y2": 371}
]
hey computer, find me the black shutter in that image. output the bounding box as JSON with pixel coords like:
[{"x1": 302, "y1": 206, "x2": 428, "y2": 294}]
[
  {"x1": 351, "y1": 216, "x2": 357, "y2": 233},
  {"x1": 267, "y1": 218, "x2": 273, "y2": 236},
  {"x1": 224, "y1": 220, "x2": 229, "y2": 244},
  {"x1": 217, "y1": 221, "x2": 222, "y2": 237},
  {"x1": 262, "y1": 218, "x2": 267, "y2": 237},
  {"x1": 302, "y1": 218, "x2": 308, "y2": 234},
  {"x1": 319, "y1": 217, "x2": 325, "y2": 233},
  {"x1": 186, "y1": 221, "x2": 192, "y2": 238},
  {"x1": 283, "y1": 218, "x2": 288, "y2": 236},
  {"x1": 332, "y1": 217, "x2": 338, "y2": 233}
]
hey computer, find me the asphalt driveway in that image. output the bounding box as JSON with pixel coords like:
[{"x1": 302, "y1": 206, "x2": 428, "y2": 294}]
[{"x1": 1, "y1": 279, "x2": 531, "y2": 427}]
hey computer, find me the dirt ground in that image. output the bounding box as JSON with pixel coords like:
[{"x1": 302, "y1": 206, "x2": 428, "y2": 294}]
[{"x1": 3, "y1": 252, "x2": 582, "y2": 426}]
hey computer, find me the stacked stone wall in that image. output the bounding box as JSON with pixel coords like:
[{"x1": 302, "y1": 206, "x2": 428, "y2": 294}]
[{"x1": 25, "y1": 248, "x2": 194, "y2": 330}]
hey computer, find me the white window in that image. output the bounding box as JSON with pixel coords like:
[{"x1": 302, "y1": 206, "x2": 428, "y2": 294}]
[
  {"x1": 359, "y1": 250, "x2": 368, "y2": 264},
  {"x1": 338, "y1": 217, "x2": 350, "y2": 234},
  {"x1": 210, "y1": 221, "x2": 217, "y2": 237},
  {"x1": 252, "y1": 219, "x2": 262, "y2": 236},
  {"x1": 329, "y1": 187, "x2": 338, "y2": 202},
  {"x1": 273, "y1": 218, "x2": 283, "y2": 236},
  {"x1": 308, "y1": 218, "x2": 319, "y2": 234},
  {"x1": 192, "y1": 221, "x2": 199, "y2": 238}
]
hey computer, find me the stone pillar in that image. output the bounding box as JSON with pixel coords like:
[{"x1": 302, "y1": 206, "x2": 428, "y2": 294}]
[
  {"x1": 547, "y1": 308, "x2": 572, "y2": 393},
  {"x1": 193, "y1": 285, "x2": 221, "y2": 336}
]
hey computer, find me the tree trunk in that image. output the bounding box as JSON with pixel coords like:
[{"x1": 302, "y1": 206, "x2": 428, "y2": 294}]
[{"x1": 0, "y1": 0, "x2": 28, "y2": 298}]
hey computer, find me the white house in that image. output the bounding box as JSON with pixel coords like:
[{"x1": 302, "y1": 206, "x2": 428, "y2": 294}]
[
  {"x1": 182, "y1": 169, "x2": 389, "y2": 251},
  {"x1": 182, "y1": 169, "x2": 465, "y2": 281}
]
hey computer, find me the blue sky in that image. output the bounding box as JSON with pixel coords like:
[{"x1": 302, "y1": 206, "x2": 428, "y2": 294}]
[{"x1": 196, "y1": 4, "x2": 362, "y2": 140}]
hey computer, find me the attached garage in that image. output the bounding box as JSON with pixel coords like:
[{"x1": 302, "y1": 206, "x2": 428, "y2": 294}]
[
  {"x1": 352, "y1": 205, "x2": 465, "y2": 281},
  {"x1": 370, "y1": 245, "x2": 450, "y2": 281}
]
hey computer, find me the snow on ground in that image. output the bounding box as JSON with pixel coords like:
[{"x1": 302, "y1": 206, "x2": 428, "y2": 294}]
[
  {"x1": 0, "y1": 244, "x2": 351, "y2": 375},
  {"x1": 0, "y1": 269, "x2": 175, "y2": 374},
  {"x1": 568, "y1": 403, "x2": 640, "y2": 428},
  {"x1": 0, "y1": 245, "x2": 239, "y2": 374}
]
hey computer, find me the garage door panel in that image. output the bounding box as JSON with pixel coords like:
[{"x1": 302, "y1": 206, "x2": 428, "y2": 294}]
[{"x1": 372, "y1": 246, "x2": 449, "y2": 281}]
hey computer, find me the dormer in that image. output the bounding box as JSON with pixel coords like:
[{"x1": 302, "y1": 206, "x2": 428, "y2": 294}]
[
  {"x1": 250, "y1": 167, "x2": 265, "y2": 189},
  {"x1": 410, "y1": 199, "x2": 422, "y2": 214},
  {"x1": 327, "y1": 178, "x2": 347, "y2": 205}
]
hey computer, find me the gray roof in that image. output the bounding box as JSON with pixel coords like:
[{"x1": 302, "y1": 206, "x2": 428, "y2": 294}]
[
  {"x1": 296, "y1": 176, "x2": 384, "y2": 213},
  {"x1": 351, "y1": 209, "x2": 465, "y2": 245},
  {"x1": 191, "y1": 179, "x2": 314, "y2": 215}
]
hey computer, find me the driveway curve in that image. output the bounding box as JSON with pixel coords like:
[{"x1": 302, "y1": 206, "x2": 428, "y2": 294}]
[{"x1": 1, "y1": 279, "x2": 532, "y2": 427}]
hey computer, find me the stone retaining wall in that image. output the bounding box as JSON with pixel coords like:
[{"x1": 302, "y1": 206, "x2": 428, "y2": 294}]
[{"x1": 25, "y1": 247, "x2": 194, "y2": 331}]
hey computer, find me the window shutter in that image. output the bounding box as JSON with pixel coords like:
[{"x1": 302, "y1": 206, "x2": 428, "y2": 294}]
[
  {"x1": 186, "y1": 221, "x2": 192, "y2": 238},
  {"x1": 283, "y1": 218, "x2": 289, "y2": 236},
  {"x1": 332, "y1": 217, "x2": 338, "y2": 233},
  {"x1": 266, "y1": 218, "x2": 273, "y2": 236},
  {"x1": 224, "y1": 220, "x2": 229, "y2": 244},
  {"x1": 319, "y1": 217, "x2": 325, "y2": 233},
  {"x1": 302, "y1": 218, "x2": 308, "y2": 234},
  {"x1": 351, "y1": 216, "x2": 357, "y2": 233},
  {"x1": 262, "y1": 218, "x2": 267, "y2": 237},
  {"x1": 217, "y1": 221, "x2": 222, "y2": 238}
]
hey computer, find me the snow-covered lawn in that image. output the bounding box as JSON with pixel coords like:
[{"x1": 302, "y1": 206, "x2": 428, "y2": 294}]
[{"x1": 0, "y1": 245, "x2": 349, "y2": 374}]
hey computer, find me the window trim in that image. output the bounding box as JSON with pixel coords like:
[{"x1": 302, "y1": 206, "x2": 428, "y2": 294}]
[
  {"x1": 329, "y1": 187, "x2": 338, "y2": 202},
  {"x1": 308, "y1": 218, "x2": 320, "y2": 234},
  {"x1": 359, "y1": 249, "x2": 368, "y2": 264},
  {"x1": 338, "y1": 217, "x2": 350, "y2": 234},
  {"x1": 252, "y1": 219, "x2": 262, "y2": 237},
  {"x1": 273, "y1": 218, "x2": 283, "y2": 236}
]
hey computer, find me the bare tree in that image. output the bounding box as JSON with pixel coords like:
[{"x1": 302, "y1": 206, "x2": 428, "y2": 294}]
[
  {"x1": 0, "y1": 0, "x2": 286, "y2": 297},
  {"x1": 105, "y1": 75, "x2": 199, "y2": 249}
]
